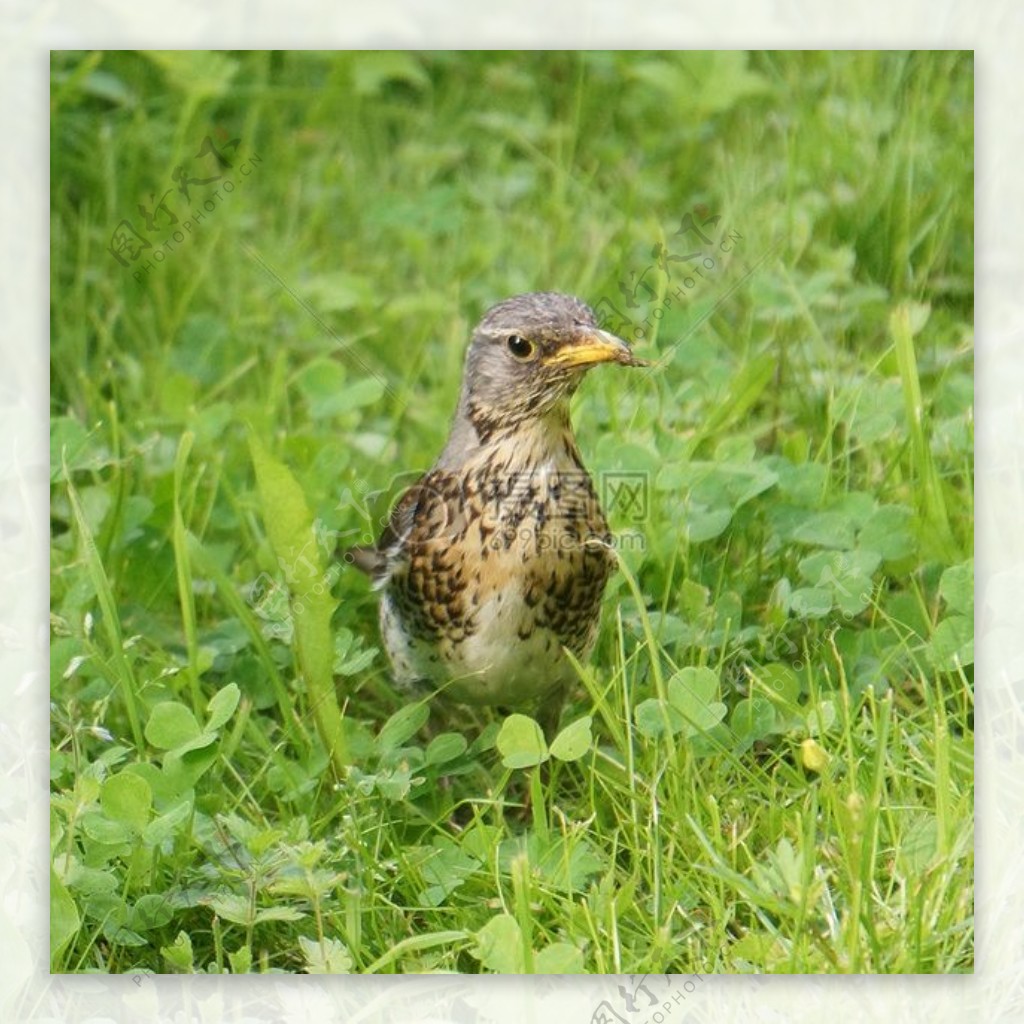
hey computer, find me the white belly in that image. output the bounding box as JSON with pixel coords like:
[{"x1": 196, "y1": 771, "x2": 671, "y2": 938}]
[{"x1": 380, "y1": 583, "x2": 578, "y2": 706}]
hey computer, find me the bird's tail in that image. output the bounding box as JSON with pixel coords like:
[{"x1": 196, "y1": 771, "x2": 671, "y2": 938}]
[{"x1": 341, "y1": 544, "x2": 391, "y2": 590}]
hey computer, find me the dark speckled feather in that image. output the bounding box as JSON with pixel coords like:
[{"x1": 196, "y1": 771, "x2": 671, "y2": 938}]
[{"x1": 345, "y1": 292, "x2": 646, "y2": 737}]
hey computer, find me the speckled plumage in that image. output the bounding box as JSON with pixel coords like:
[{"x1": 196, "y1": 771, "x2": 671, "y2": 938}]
[{"x1": 346, "y1": 292, "x2": 645, "y2": 736}]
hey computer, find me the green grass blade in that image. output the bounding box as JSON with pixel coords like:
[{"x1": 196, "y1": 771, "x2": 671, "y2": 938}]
[
  {"x1": 248, "y1": 431, "x2": 349, "y2": 770},
  {"x1": 65, "y1": 467, "x2": 144, "y2": 751},
  {"x1": 171, "y1": 432, "x2": 202, "y2": 714},
  {"x1": 186, "y1": 530, "x2": 311, "y2": 754},
  {"x1": 890, "y1": 303, "x2": 957, "y2": 561}
]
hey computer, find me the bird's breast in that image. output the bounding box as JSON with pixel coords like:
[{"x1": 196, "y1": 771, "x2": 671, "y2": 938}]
[{"x1": 382, "y1": 440, "x2": 615, "y2": 699}]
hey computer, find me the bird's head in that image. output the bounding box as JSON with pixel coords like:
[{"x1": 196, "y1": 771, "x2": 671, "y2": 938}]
[{"x1": 456, "y1": 292, "x2": 646, "y2": 441}]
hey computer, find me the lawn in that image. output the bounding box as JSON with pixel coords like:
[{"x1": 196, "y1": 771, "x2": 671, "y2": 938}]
[{"x1": 50, "y1": 50, "x2": 974, "y2": 975}]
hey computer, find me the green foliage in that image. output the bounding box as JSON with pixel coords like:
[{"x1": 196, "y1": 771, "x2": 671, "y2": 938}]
[
  {"x1": 249, "y1": 432, "x2": 348, "y2": 769},
  {"x1": 51, "y1": 49, "x2": 972, "y2": 975}
]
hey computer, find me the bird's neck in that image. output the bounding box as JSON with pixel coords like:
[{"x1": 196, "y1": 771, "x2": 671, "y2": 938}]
[{"x1": 436, "y1": 401, "x2": 583, "y2": 473}]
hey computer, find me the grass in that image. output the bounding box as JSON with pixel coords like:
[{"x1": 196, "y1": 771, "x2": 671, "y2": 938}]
[{"x1": 50, "y1": 50, "x2": 973, "y2": 976}]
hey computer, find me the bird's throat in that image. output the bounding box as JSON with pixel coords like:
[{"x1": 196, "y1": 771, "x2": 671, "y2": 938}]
[{"x1": 439, "y1": 395, "x2": 581, "y2": 472}]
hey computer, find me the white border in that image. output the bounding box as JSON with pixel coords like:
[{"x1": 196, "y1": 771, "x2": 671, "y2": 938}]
[{"x1": 8, "y1": 3, "x2": 1014, "y2": 1020}]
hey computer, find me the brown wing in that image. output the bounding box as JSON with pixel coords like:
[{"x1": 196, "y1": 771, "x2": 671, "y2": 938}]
[{"x1": 341, "y1": 475, "x2": 427, "y2": 587}]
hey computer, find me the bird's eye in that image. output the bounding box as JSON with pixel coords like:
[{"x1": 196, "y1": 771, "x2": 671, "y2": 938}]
[{"x1": 506, "y1": 335, "x2": 535, "y2": 360}]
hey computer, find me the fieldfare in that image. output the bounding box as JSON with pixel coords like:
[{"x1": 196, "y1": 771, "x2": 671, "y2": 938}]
[{"x1": 346, "y1": 292, "x2": 646, "y2": 739}]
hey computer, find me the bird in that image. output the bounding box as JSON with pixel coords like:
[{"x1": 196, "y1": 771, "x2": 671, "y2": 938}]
[{"x1": 345, "y1": 291, "x2": 647, "y2": 740}]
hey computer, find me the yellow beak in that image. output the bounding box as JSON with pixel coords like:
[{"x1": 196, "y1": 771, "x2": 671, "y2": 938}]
[{"x1": 543, "y1": 328, "x2": 648, "y2": 369}]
